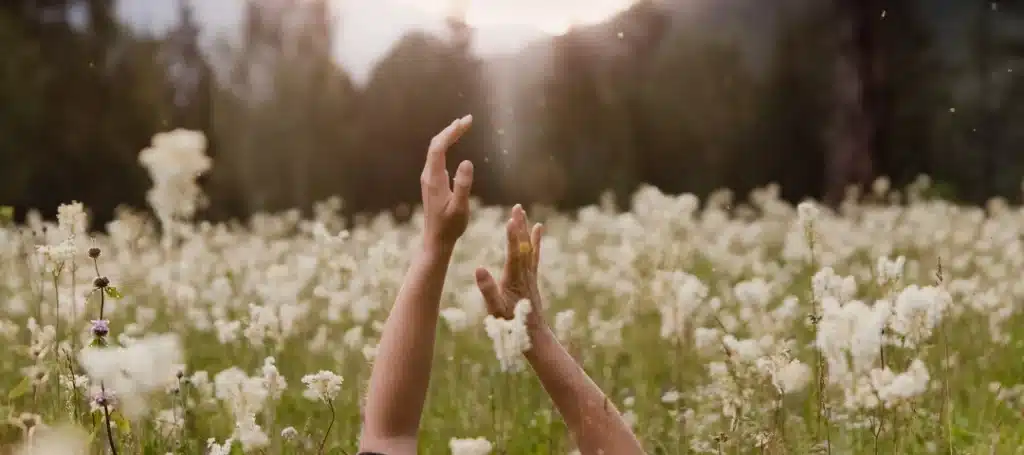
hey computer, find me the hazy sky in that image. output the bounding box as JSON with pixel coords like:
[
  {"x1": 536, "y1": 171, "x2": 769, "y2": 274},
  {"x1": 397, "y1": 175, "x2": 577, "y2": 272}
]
[{"x1": 116, "y1": 0, "x2": 638, "y2": 85}]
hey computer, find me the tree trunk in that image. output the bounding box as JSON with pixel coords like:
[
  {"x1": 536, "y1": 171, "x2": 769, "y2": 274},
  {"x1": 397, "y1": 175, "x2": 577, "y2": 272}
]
[{"x1": 825, "y1": 0, "x2": 876, "y2": 204}]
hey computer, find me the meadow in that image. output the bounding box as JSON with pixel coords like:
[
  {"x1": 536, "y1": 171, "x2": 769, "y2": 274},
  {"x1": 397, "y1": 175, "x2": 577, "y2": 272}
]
[{"x1": 2, "y1": 130, "x2": 1024, "y2": 454}]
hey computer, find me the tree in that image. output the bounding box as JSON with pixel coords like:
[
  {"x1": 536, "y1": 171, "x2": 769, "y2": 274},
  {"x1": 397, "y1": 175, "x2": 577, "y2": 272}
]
[
  {"x1": 212, "y1": 0, "x2": 357, "y2": 213},
  {"x1": 758, "y1": 2, "x2": 833, "y2": 202},
  {"x1": 351, "y1": 17, "x2": 495, "y2": 214},
  {"x1": 504, "y1": 0, "x2": 671, "y2": 208},
  {"x1": 0, "y1": 0, "x2": 184, "y2": 226},
  {"x1": 764, "y1": 0, "x2": 946, "y2": 204},
  {"x1": 634, "y1": 30, "x2": 761, "y2": 199}
]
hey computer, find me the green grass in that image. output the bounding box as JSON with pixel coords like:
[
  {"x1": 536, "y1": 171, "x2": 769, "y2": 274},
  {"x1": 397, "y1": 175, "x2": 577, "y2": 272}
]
[{"x1": 3, "y1": 191, "x2": 1024, "y2": 454}]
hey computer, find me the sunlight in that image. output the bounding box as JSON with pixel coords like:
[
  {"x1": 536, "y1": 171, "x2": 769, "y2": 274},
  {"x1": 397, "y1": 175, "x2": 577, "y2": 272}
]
[{"x1": 397, "y1": 0, "x2": 640, "y2": 35}]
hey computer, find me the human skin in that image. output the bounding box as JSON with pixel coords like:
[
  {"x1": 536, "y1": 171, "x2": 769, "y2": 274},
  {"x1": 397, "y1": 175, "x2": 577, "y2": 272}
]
[
  {"x1": 475, "y1": 206, "x2": 646, "y2": 455},
  {"x1": 359, "y1": 115, "x2": 475, "y2": 455},
  {"x1": 359, "y1": 115, "x2": 643, "y2": 455}
]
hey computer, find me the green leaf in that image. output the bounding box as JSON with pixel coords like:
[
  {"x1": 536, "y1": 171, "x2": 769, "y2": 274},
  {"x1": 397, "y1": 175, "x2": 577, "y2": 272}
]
[
  {"x1": 7, "y1": 376, "x2": 32, "y2": 400},
  {"x1": 229, "y1": 440, "x2": 244, "y2": 455},
  {"x1": 110, "y1": 410, "x2": 131, "y2": 435},
  {"x1": 0, "y1": 206, "x2": 12, "y2": 223},
  {"x1": 104, "y1": 286, "x2": 123, "y2": 300}
]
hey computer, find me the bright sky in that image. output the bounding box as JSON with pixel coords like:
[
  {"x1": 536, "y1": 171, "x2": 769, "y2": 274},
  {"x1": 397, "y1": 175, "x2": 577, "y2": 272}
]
[
  {"x1": 394, "y1": 0, "x2": 640, "y2": 35},
  {"x1": 117, "y1": 0, "x2": 639, "y2": 85}
]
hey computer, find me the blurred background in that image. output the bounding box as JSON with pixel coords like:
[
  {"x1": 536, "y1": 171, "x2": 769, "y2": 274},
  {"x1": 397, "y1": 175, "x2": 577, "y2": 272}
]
[{"x1": 1, "y1": 0, "x2": 1022, "y2": 227}]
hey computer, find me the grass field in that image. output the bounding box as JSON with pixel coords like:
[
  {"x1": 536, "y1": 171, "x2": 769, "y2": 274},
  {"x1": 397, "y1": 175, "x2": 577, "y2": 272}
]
[{"x1": 2, "y1": 135, "x2": 1024, "y2": 454}]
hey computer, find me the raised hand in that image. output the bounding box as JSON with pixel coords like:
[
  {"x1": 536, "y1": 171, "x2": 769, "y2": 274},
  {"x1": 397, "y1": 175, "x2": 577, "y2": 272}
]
[
  {"x1": 360, "y1": 115, "x2": 477, "y2": 455},
  {"x1": 474, "y1": 204, "x2": 545, "y2": 323},
  {"x1": 421, "y1": 115, "x2": 474, "y2": 252},
  {"x1": 474, "y1": 208, "x2": 644, "y2": 455}
]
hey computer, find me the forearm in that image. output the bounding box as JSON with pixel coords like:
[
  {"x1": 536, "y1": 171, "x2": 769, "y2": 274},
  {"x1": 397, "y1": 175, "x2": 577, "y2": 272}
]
[
  {"x1": 525, "y1": 324, "x2": 644, "y2": 455},
  {"x1": 361, "y1": 244, "x2": 452, "y2": 443}
]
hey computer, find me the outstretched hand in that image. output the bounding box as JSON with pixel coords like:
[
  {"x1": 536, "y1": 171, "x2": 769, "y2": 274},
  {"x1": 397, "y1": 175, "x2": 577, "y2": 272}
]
[
  {"x1": 474, "y1": 204, "x2": 545, "y2": 323},
  {"x1": 421, "y1": 115, "x2": 475, "y2": 252}
]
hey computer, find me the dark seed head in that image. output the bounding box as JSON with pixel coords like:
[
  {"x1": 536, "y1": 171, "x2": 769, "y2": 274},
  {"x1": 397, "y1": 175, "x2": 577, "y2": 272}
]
[
  {"x1": 20, "y1": 415, "x2": 38, "y2": 428},
  {"x1": 88, "y1": 247, "x2": 101, "y2": 258},
  {"x1": 94, "y1": 276, "x2": 109, "y2": 288}
]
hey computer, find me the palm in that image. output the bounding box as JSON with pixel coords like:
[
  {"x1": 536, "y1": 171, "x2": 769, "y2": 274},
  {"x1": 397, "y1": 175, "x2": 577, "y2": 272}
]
[
  {"x1": 475, "y1": 205, "x2": 544, "y2": 320},
  {"x1": 420, "y1": 115, "x2": 474, "y2": 248}
]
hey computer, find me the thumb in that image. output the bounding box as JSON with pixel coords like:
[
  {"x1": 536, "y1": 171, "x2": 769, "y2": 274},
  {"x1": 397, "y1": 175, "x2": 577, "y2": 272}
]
[{"x1": 475, "y1": 267, "x2": 503, "y2": 317}]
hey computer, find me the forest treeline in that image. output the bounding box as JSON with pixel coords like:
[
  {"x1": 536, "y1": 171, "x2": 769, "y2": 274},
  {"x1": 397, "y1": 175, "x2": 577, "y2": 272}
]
[{"x1": 1, "y1": 0, "x2": 1022, "y2": 226}]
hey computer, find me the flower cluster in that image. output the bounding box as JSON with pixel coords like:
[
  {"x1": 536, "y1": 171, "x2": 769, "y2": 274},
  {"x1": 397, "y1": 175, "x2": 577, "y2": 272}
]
[
  {"x1": 483, "y1": 299, "x2": 533, "y2": 372},
  {"x1": 2, "y1": 132, "x2": 1023, "y2": 454}
]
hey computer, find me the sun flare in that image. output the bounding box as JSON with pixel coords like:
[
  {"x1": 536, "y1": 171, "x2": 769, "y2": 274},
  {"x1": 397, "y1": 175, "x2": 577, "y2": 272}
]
[{"x1": 401, "y1": 0, "x2": 640, "y2": 35}]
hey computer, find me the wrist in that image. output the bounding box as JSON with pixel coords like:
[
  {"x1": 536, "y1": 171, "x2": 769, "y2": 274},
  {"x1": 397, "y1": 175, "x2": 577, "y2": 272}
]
[
  {"x1": 525, "y1": 318, "x2": 553, "y2": 358},
  {"x1": 420, "y1": 239, "x2": 455, "y2": 261}
]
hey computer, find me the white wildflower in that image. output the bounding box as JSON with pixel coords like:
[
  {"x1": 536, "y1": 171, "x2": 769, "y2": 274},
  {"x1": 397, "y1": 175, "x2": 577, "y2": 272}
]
[
  {"x1": 449, "y1": 437, "x2": 493, "y2": 455},
  {"x1": 78, "y1": 333, "x2": 184, "y2": 418},
  {"x1": 301, "y1": 370, "x2": 344, "y2": 402},
  {"x1": 483, "y1": 299, "x2": 533, "y2": 372}
]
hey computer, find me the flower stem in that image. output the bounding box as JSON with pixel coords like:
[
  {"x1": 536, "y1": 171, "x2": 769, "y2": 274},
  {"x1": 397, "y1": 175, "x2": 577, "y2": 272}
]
[
  {"x1": 317, "y1": 399, "x2": 336, "y2": 455},
  {"x1": 101, "y1": 384, "x2": 119, "y2": 455}
]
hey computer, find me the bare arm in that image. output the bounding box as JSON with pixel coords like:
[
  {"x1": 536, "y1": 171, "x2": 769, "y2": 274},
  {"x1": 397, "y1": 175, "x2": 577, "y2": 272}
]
[
  {"x1": 360, "y1": 116, "x2": 475, "y2": 455},
  {"x1": 359, "y1": 247, "x2": 452, "y2": 453},
  {"x1": 525, "y1": 323, "x2": 644, "y2": 455},
  {"x1": 474, "y1": 206, "x2": 644, "y2": 455}
]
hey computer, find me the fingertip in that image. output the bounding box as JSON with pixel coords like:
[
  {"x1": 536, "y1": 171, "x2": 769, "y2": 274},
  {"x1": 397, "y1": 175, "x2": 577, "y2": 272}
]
[
  {"x1": 458, "y1": 160, "x2": 474, "y2": 174},
  {"x1": 509, "y1": 204, "x2": 525, "y2": 226},
  {"x1": 475, "y1": 267, "x2": 495, "y2": 288}
]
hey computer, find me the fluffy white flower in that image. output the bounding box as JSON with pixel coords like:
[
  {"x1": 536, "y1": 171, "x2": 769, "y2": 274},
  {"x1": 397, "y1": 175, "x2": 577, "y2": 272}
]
[
  {"x1": 14, "y1": 423, "x2": 88, "y2": 455},
  {"x1": 206, "y1": 438, "x2": 235, "y2": 455},
  {"x1": 449, "y1": 437, "x2": 493, "y2": 455},
  {"x1": 78, "y1": 334, "x2": 184, "y2": 418},
  {"x1": 440, "y1": 307, "x2": 470, "y2": 332},
  {"x1": 280, "y1": 426, "x2": 299, "y2": 440},
  {"x1": 234, "y1": 414, "x2": 270, "y2": 452},
  {"x1": 661, "y1": 390, "x2": 682, "y2": 404},
  {"x1": 56, "y1": 201, "x2": 87, "y2": 239},
  {"x1": 261, "y1": 357, "x2": 288, "y2": 399},
  {"x1": 871, "y1": 359, "x2": 931, "y2": 406},
  {"x1": 153, "y1": 408, "x2": 182, "y2": 438},
  {"x1": 301, "y1": 370, "x2": 344, "y2": 402},
  {"x1": 760, "y1": 358, "x2": 811, "y2": 395},
  {"x1": 656, "y1": 271, "x2": 708, "y2": 340},
  {"x1": 891, "y1": 285, "x2": 951, "y2": 346},
  {"x1": 213, "y1": 367, "x2": 269, "y2": 418},
  {"x1": 553, "y1": 309, "x2": 576, "y2": 341},
  {"x1": 138, "y1": 129, "x2": 211, "y2": 226},
  {"x1": 483, "y1": 299, "x2": 533, "y2": 372},
  {"x1": 876, "y1": 255, "x2": 906, "y2": 286},
  {"x1": 797, "y1": 201, "x2": 820, "y2": 227}
]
